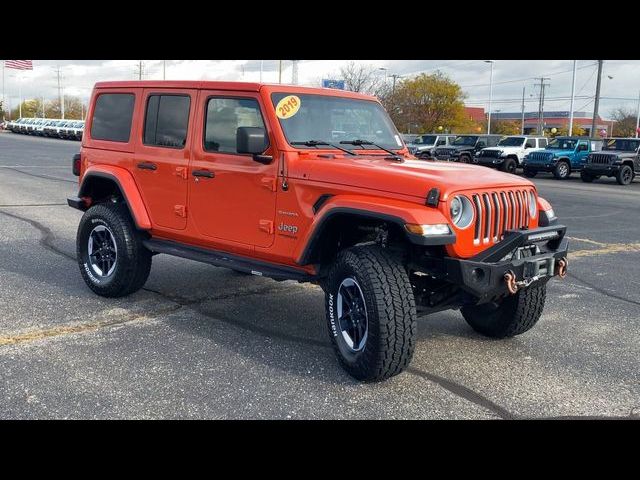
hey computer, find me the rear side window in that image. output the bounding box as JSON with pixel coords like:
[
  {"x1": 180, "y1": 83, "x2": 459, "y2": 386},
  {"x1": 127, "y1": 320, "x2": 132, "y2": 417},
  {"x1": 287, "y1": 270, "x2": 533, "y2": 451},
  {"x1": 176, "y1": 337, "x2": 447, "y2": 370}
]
[
  {"x1": 204, "y1": 97, "x2": 265, "y2": 154},
  {"x1": 91, "y1": 93, "x2": 135, "y2": 142},
  {"x1": 525, "y1": 139, "x2": 536, "y2": 148},
  {"x1": 144, "y1": 95, "x2": 191, "y2": 148},
  {"x1": 539, "y1": 138, "x2": 548, "y2": 147}
]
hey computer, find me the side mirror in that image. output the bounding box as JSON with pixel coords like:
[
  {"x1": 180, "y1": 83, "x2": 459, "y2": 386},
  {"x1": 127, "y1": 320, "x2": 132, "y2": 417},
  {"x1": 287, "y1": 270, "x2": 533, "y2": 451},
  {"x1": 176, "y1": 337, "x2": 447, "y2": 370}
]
[{"x1": 237, "y1": 126, "x2": 272, "y2": 164}]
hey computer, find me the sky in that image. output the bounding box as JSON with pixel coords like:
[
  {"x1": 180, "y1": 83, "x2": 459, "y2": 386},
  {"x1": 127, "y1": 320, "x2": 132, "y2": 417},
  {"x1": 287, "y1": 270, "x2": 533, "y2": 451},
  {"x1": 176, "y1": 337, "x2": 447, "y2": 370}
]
[{"x1": 2, "y1": 59, "x2": 639, "y2": 120}]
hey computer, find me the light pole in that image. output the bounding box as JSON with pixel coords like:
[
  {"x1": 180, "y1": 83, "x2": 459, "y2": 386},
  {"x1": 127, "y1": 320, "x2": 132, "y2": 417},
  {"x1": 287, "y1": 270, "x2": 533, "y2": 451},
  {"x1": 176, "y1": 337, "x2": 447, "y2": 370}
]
[
  {"x1": 485, "y1": 60, "x2": 494, "y2": 134},
  {"x1": 568, "y1": 60, "x2": 577, "y2": 136}
]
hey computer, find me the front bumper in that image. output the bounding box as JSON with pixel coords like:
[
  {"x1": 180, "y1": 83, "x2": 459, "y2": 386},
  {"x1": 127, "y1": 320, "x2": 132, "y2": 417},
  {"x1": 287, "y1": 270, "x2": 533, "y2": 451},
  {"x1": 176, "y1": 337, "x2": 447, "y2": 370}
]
[
  {"x1": 583, "y1": 163, "x2": 620, "y2": 176},
  {"x1": 443, "y1": 225, "x2": 568, "y2": 301},
  {"x1": 522, "y1": 161, "x2": 557, "y2": 172},
  {"x1": 474, "y1": 157, "x2": 504, "y2": 167}
]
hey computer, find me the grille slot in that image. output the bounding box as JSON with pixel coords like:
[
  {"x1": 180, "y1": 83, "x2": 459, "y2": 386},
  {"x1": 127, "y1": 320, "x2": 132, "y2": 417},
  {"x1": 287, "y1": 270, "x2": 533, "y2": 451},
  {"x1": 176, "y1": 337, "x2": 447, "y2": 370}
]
[
  {"x1": 589, "y1": 154, "x2": 612, "y2": 165},
  {"x1": 471, "y1": 189, "x2": 533, "y2": 244}
]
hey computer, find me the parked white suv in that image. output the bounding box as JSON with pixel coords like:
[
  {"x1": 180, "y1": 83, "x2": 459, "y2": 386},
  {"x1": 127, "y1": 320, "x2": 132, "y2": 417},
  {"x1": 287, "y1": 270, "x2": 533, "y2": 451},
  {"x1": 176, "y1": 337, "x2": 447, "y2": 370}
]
[
  {"x1": 474, "y1": 135, "x2": 548, "y2": 173},
  {"x1": 408, "y1": 134, "x2": 457, "y2": 159}
]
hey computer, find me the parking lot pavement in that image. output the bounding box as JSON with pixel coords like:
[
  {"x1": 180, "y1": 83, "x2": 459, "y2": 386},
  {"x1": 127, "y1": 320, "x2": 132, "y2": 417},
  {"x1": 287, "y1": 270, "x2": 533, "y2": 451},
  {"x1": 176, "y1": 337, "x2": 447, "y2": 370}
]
[{"x1": 1, "y1": 133, "x2": 639, "y2": 419}]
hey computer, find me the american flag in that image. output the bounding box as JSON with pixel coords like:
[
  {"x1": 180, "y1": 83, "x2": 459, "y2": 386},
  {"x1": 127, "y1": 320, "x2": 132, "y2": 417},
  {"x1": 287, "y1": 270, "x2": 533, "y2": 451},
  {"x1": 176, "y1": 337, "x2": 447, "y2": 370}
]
[{"x1": 5, "y1": 60, "x2": 33, "y2": 70}]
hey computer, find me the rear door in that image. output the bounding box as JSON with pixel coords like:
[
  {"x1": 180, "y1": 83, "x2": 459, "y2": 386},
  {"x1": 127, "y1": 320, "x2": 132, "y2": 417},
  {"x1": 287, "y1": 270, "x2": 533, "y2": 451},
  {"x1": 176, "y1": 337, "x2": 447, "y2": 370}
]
[{"x1": 132, "y1": 89, "x2": 196, "y2": 230}]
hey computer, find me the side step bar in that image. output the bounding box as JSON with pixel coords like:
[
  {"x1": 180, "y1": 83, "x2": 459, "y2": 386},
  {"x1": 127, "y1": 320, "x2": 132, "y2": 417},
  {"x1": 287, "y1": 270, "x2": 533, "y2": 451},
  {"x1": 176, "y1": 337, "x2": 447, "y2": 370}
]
[{"x1": 142, "y1": 238, "x2": 315, "y2": 282}]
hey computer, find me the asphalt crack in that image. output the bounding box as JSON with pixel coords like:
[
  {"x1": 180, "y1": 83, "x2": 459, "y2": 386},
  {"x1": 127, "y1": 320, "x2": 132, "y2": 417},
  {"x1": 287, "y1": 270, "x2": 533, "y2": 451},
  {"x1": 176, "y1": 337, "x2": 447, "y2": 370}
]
[
  {"x1": 567, "y1": 272, "x2": 640, "y2": 307},
  {"x1": 2, "y1": 166, "x2": 76, "y2": 184}
]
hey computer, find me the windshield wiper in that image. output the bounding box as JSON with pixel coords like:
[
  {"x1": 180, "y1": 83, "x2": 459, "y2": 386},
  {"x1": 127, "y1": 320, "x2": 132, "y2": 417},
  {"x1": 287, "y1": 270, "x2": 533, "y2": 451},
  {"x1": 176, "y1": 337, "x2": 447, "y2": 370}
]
[
  {"x1": 339, "y1": 139, "x2": 402, "y2": 158},
  {"x1": 291, "y1": 140, "x2": 356, "y2": 156}
]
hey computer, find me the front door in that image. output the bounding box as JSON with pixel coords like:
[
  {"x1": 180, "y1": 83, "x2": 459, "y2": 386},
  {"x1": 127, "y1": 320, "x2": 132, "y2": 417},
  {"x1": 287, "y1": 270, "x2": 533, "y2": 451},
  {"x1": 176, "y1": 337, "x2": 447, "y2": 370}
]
[
  {"x1": 189, "y1": 91, "x2": 278, "y2": 248},
  {"x1": 133, "y1": 89, "x2": 196, "y2": 230},
  {"x1": 575, "y1": 140, "x2": 589, "y2": 168}
]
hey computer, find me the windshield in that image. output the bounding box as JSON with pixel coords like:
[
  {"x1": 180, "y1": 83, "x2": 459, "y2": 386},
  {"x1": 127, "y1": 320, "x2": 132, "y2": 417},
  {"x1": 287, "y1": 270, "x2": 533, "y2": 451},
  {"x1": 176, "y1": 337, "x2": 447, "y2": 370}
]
[
  {"x1": 414, "y1": 135, "x2": 437, "y2": 145},
  {"x1": 452, "y1": 136, "x2": 478, "y2": 146},
  {"x1": 497, "y1": 137, "x2": 524, "y2": 147},
  {"x1": 271, "y1": 93, "x2": 402, "y2": 150},
  {"x1": 603, "y1": 138, "x2": 640, "y2": 152},
  {"x1": 547, "y1": 138, "x2": 577, "y2": 150}
]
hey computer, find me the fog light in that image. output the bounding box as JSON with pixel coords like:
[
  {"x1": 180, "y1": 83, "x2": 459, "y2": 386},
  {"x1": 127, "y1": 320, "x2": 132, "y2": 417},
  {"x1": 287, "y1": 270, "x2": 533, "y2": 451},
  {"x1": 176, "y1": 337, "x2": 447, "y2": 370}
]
[{"x1": 471, "y1": 268, "x2": 485, "y2": 283}]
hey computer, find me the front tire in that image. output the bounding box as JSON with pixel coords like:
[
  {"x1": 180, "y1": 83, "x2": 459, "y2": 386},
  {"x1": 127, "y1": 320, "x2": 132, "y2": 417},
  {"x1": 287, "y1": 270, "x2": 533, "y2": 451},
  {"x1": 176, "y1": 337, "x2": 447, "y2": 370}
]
[
  {"x1": 501, "y1": 158, "x2": 517, "y2": 174},
  {"x1": 76, "y1": 202, "x2": 152, "y2": 298},
  {"x1": 616, "y1": 165, "x2": 634, "y2": 185},
  {"x1": 580, "y1": 170, "x2": 594, "y2": 182},
  {"x1": 553, "y1": 161, "x2": 571, "y2": 180},
  {"x1": 461, "y1": 283, "x2": 547, "y2": 338},
  {"x1": 324, "y1": 246, "x2": 417, "y2": 382}
]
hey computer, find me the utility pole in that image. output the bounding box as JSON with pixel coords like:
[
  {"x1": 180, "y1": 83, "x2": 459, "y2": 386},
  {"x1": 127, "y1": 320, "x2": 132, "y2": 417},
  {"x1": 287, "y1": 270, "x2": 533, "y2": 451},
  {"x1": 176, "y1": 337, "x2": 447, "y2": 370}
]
[
  {"x1": 485, "y1": 60, "x2": 494, "y2": 134},
  {"x1": 635, "y1": 90, "x2": 640, "y2": 139},
  {"x1": 568, "y1": 60, "x2": 577, "y2": 136},
  {"x1": 18, "y1": 76, "x2": 22, "y2": 118},
  {"x1": 389, "y1": 74, "x2": 401, "y2": 95},
  {"x1": 291, "y1": 60, "x2": 299, "y2": 85},
  {"x1": 520, "y1": 85, "x2": 526, "y2": 135},
  {"x1": 42, "y1": 95, "x2": 45, "y2": 118},
  {"x1": 163, "y1": 60, "x2": 166, "y2": 80},
  {"x1": 278, "y1": 60, "x2": 283, "y2": 84},
  {"x1": 56, "y1": 66, "x2": 65, "y2": 119},
  {"x1": 534, "y1": 77, "x2": 550, "y2": 134},
  {"x1": 590, "y1": 60, "x2": 604, "y2": 138},
  {"x1": 135, "y1": 60, "x2": 145, "y2": 80},
  {"x1": 260, "y1": 60, "x2": 264, "y2": 82}
]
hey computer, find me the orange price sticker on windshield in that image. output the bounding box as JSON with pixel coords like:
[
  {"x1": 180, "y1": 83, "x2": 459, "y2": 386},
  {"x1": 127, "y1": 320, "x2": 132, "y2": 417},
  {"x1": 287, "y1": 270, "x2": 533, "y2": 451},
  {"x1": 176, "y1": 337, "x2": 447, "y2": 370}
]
[{"x1": 276, "y1": 95, "x2": 301, "y2": 119}]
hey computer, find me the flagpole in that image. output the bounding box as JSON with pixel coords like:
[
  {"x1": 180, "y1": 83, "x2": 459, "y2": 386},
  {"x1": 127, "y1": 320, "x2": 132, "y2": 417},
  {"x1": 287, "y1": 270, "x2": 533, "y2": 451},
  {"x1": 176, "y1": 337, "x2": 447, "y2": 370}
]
[
  {"x1": 18, "y1": 74, "x2": 22, "y2": 118},
  {"x1": 2, "y1": 60, "x2": 5, "y2": 121}
]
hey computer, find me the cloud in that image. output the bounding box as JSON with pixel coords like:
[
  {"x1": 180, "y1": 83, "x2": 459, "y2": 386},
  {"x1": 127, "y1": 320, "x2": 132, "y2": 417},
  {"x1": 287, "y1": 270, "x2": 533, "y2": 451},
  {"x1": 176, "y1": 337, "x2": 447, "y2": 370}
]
[{"x1": 3, "y1": 59, "x2": 639, "y2": 119}]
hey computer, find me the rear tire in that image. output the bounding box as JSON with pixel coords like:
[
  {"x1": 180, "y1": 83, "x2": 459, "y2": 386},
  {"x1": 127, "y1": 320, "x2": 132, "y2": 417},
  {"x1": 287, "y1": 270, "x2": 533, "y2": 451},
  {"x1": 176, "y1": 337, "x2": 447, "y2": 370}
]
[
  {"x1": 616, "y1": 165, "x2": 634, "y2": 185},
  {"x1": 461, "y1": 283, "x2": 546, "y2": 338},
  {"x1": 324, "y1": 246, "x2": 417, "y2": 382},
  {"x1": 553, "y1": 161, "x2": 571, "y2": 180},
  {"x1": 76, "y1": 202, "x2": 152, "y2": 298}
]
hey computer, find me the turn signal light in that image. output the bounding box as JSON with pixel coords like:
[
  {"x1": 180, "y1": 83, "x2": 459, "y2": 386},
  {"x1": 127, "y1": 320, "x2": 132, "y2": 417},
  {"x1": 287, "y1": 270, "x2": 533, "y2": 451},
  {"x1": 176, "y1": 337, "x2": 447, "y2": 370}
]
[{"x1": 405, "y1": 223, "x2": 451, "y2": 236}]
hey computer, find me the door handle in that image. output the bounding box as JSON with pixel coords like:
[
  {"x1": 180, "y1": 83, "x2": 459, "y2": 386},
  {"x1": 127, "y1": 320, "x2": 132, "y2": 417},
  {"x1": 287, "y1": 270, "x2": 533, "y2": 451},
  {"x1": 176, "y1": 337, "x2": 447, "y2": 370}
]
[
  {"x1": 192, "y1": 170, "x2": 215, "y2": 178},
  {"x1": 137, "y1": 162, "x2": 157, "y2": 171}
]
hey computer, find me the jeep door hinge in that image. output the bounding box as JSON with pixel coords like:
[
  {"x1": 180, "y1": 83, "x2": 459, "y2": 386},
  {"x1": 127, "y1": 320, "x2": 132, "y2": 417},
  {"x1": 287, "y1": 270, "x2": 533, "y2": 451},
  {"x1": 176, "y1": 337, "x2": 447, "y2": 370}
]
[
  {"x1": 175, "y1": 167, "x2": 188, "y2": 180},
  {"x1": 174, "y1": 205, "x2": 187, "y2": 217},
  {"x1": 259, "y1": 220, "x2": 274, "y2": 234}
]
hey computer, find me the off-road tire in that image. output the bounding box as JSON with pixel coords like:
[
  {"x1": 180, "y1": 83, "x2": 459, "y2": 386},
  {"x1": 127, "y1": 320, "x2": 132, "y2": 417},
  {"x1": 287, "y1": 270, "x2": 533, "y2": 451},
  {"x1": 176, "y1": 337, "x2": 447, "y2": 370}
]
[
  {"x1": 523, "y1": 168, "x2": 537, "y2": 178},
  {"x1": 324, "y1": 245, "x2": 417, "y2": 382},
  {"x1": 616, "y1": 164, "x2": 634, "y2": 185},
  {"x1": 553, "y1": 160, "x2": 571, "y2": 180},
  {"x1": 580, "y1": 170, "x2": 595, "y2": 183},
  {"x1": 459, "y1": 154, "x2": 472, "y2": 164},
  {"x1": 77, "y1": 202, "x2": 152, "y2": 297},
  {"x1": 501, "y1": 158, "x2": 517, "y2": 174},
  {"x1": 461, "y1": 283, "x2": 546, "y2": 338}
]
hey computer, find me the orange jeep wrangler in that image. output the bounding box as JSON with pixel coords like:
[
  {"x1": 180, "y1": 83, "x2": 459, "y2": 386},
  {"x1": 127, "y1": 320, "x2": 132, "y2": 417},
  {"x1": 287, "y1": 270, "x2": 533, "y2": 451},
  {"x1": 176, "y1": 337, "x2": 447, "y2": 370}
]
[{"x1": 68, "y1": 81, "x2": 568, "y2": 381}]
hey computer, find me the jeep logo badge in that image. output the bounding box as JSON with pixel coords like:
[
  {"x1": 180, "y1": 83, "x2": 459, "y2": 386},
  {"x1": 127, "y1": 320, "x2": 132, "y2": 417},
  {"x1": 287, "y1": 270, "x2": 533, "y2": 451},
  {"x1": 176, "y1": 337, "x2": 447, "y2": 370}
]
[{"x1": 278, "y1": 222, "x2": 298, "y2": 235}]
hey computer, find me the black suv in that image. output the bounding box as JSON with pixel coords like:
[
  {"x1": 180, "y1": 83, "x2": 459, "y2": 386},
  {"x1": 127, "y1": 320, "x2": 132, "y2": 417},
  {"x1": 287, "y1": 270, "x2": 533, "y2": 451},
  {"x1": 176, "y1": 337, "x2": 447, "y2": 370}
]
[
  {"x1": 433, "y1": 135, "x2": 502, "y2": 163},
  {"x1": 581, "y1": 137, "x2": 640, "y2": 186}
]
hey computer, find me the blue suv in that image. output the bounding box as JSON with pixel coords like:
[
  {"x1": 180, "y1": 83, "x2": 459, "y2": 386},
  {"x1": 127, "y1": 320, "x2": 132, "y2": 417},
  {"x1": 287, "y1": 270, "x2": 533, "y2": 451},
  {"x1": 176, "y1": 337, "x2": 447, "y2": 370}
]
[{"x1": 522, "y1": 137, "x2": 603, "y2": 180}]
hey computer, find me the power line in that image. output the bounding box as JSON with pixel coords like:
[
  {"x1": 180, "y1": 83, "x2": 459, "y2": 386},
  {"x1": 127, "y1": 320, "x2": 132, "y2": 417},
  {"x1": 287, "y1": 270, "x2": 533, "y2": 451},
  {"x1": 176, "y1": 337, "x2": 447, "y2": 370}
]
[{"x1": 459, "y1": 62, "x2": 598, "y2": 89}]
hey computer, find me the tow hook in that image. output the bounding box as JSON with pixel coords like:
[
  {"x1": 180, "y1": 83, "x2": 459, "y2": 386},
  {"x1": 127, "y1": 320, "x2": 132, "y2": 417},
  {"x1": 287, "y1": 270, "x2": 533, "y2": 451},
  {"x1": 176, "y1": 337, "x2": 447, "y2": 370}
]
[
  {"x1": 504, "y1": 270, "x2": 541, "y2": 295},
  {"x1": 557, "y1": 257, "x2": 568, "y2": 279}
]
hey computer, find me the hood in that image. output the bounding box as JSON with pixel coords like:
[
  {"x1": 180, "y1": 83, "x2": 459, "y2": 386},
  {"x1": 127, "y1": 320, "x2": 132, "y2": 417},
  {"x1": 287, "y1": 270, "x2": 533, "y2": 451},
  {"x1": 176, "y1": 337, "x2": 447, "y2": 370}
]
[
  {"x1": 294, "y1": 154, "x2": 535, "y2": 202},
  {"x1": 538, "y1": 148, "x2": 571, "y2": 156}
]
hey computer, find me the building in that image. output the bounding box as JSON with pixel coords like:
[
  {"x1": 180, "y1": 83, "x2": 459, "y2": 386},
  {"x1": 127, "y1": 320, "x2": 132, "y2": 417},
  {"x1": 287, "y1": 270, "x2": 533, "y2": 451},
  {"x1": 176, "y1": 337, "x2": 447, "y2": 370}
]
[
  {"x1": 488, "y1": 111, "x2": 613, "y2": 136},
  {"x1": 464, "y1": 107, "x2": 486, "y2": 124}
]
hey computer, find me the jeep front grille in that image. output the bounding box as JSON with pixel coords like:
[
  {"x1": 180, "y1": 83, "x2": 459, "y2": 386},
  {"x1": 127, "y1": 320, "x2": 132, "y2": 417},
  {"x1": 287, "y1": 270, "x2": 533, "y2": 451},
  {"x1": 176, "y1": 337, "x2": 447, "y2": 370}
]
[
  {"x1": 479, "y1": 149, "x2": 501, "y2": 158},
  {"x1": 471, "y1": 189, "x2": 532, "y2": 245},
  {"x1": 527, "y1": 151, "x2": 552, "y2": 163},
  {"x1": 589, "y1": 153, "x2": 612, "y2": 165}
]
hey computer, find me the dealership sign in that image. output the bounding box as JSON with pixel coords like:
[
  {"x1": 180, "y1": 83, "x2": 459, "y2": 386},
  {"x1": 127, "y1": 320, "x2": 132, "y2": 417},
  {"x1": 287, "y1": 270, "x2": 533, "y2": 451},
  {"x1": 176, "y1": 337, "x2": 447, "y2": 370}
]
[{"x1": 322, "y1": 79, "x2": 345, "y2": 90}]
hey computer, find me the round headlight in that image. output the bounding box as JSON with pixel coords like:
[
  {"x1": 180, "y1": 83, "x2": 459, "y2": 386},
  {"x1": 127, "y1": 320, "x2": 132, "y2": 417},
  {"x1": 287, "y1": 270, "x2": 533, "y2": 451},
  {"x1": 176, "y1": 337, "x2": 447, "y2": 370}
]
[
  {"x1": 450, "y1": 195, "x2": 474, "y2": 229},
  {"x1": 529, "y1": 191, "x2": 537, "y2": 218}
]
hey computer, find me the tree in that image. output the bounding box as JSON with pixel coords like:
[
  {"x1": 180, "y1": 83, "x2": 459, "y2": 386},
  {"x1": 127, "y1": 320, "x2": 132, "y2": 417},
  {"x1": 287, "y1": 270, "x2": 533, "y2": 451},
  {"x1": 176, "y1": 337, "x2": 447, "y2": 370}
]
[
  {"x1": 609, "y1": 107, "x2": 637, "y2": 137},
  {"x1": 553, "y1": 123, "x2": 585, "y2": 137},
  {"x1": 11, "y1": 98, "x2": 44, "y2": 119},
  {"x1": 384, "y1": 72, "x2": 470, "y2": 134},
  {"x1": 339, "y1": 61, "x2": 386, "y2": 96},
  {"x1": 46, "y1": 96, "x2": 86, "y2": 120},
  {"x1": 490, "y1": 120, "x2": 521, "y2": 135}
]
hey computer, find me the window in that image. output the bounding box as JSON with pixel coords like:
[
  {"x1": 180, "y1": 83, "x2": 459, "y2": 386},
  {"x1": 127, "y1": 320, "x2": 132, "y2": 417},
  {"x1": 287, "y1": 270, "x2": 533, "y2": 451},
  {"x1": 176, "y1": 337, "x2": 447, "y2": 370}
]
[
  {"x1": 144, "y1": 95, "x2": 191, "y2": 148},
  {"x1": 539, "y1": 138, "x2": 548, "y2": 147},
  {"x1": 204, "y1": 97, "x2": 265, "y2": 153},
  {"x1": 91, "y1": 93, "x2": 135, "y2": 142},
  {"x1": 525, "y1": 139, "x2": 536, "y2": 148}
]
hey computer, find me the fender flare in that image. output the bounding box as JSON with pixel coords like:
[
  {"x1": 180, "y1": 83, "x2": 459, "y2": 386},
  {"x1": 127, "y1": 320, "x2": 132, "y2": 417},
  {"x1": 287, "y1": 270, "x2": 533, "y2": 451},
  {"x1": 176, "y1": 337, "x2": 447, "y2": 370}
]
[
  {"x1": 79, "y1": 166, "x2": 152, "y2": 230},
  {"x1": 296, "y1": 195, "x2": 455, "y2": 265}
]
